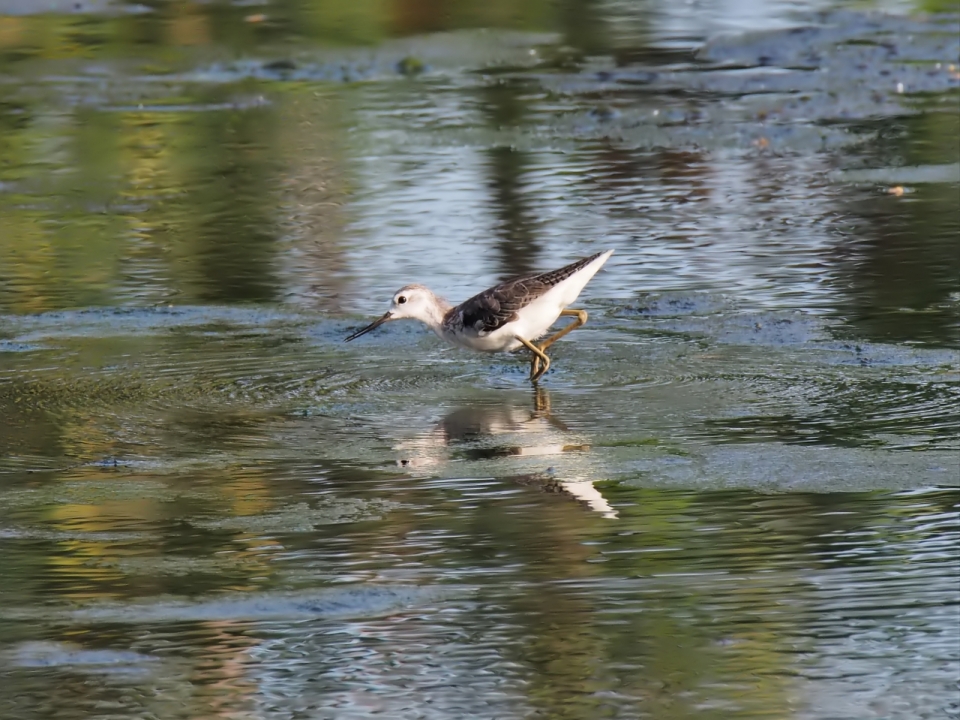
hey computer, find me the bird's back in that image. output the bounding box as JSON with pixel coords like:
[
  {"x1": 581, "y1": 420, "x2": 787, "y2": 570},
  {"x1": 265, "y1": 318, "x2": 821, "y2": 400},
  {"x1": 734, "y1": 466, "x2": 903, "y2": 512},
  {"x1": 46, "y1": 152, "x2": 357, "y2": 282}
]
[{"x1": 446, "y1": 250, "x2": 613, "y2": 346}]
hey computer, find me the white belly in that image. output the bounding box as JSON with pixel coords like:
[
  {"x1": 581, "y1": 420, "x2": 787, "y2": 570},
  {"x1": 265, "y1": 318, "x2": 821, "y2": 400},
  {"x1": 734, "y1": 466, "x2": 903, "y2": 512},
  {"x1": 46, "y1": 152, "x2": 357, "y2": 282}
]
[{"x1": 444, "y1": 324, "x2": 535, "y2": 353}]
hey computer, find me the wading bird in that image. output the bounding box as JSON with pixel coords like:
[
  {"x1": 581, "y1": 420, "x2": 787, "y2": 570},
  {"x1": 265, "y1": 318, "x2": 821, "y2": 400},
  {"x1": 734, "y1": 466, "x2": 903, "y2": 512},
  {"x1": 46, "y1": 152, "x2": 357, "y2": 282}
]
[{"x1": 345, "y1": 249, "x2": 613, "y2": 382}]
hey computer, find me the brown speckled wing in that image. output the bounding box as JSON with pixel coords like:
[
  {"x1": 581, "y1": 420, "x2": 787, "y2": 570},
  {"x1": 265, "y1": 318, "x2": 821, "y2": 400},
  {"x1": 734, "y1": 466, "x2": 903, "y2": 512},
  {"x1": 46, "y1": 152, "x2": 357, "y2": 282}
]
[{"x1": 453, "y1": 252, "x2": 603, "y2": 335}]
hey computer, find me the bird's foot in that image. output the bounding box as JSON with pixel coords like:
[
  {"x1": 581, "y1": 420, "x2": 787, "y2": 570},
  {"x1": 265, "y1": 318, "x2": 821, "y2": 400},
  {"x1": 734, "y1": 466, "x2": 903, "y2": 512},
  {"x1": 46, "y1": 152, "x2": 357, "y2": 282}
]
[{"x1": 530, "y1": 350, "x2": 550, "y2": 382}]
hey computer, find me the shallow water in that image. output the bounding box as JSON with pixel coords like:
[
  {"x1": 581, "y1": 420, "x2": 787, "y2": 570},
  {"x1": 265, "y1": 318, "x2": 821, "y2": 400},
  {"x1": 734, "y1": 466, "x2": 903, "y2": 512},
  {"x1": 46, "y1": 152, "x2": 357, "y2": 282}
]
[{"x1": 0, "y1": 0, "x2": 958, "y2": 718}]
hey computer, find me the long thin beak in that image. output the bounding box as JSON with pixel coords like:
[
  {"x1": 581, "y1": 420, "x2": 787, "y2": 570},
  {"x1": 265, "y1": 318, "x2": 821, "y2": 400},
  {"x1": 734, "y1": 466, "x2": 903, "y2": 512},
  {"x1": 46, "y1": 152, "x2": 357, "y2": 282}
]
[{"x1": 344, "y1": 312, "x2": 393, "y2": 342}]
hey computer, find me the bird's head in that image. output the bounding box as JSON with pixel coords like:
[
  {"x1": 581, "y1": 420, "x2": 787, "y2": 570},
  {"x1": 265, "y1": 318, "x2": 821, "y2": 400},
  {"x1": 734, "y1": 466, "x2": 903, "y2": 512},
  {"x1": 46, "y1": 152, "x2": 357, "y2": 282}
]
[{"x1": 344, "y1": 285, "x2": 440, "y2": 341}]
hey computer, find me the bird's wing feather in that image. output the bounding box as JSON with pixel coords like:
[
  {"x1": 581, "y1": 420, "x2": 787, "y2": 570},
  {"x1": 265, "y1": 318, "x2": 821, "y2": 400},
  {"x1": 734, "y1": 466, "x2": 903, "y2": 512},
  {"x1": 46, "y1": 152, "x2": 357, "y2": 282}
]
[
  {"x1": 456, "y1": 276, "x2": 546, "y2": 335},
  {"x1": 454, "y1": 252, "x2": 605, "y2": 335}
]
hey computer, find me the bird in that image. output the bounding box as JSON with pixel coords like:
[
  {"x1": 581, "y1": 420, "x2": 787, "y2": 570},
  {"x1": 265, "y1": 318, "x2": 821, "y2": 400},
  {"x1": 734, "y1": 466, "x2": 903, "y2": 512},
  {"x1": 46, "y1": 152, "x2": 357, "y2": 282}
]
[{"x1": 344, "y1": 249, "x2": 614, "y2": 382}]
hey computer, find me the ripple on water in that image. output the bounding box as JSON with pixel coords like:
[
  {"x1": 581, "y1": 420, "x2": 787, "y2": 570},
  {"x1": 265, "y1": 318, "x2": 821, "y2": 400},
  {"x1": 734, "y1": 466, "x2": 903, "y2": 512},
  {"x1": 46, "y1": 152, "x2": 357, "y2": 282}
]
[
  {"x1": 7, "y1": 641, "x2": 159, "y2": 672},
  {"x1": 3, "y1": 585, "x2": 457, "y2": 625},
  {"x1": 0, "y1": 6, "x2": 958, "y2": 718}
]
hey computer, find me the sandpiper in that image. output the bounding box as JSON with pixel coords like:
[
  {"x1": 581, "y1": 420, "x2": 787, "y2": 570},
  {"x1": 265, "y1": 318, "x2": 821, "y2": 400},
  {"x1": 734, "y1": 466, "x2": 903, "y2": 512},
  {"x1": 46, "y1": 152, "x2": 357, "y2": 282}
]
[{"x1": 345, "y1": 249, "x2": 613, "y2": 381}]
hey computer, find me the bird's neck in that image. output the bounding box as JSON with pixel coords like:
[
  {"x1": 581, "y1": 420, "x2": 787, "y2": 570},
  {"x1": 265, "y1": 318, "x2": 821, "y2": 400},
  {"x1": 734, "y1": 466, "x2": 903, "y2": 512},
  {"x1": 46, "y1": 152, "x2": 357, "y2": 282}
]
[{"x1": 419, "y1": 294, "x2": 453, "y2": 336}]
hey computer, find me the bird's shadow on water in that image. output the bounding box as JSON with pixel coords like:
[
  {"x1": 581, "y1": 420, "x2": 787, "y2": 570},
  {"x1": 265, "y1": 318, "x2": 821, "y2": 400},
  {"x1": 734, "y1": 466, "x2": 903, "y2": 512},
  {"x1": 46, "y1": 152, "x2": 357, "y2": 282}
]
[{"x1": 395, "y1": 387, "x2": 618, "y2": 519}]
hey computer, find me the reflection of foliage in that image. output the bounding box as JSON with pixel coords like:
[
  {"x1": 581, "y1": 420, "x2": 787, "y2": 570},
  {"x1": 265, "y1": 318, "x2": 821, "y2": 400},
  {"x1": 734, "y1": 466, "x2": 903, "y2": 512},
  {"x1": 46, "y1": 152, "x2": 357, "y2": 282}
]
[
  {"x1": 918, "y1": 0, "x2": 960, "y2": 12},
  {"x1": 833, "y1": 108, "x2": 960, "y2": 346},
  {"x1": 0, "y1": 0, "x2": 561, "y2": 314},
  {"x1": 476, "y1": 80, "x2": 544, "y2": 277},
  {"x1": 169, "y1": 100, "x2": 283, "y2": 303},
  {"x1": 0, "y1": 0, "x2": 555, "y2": 62},
  {"x1": 0, "y1": 98, "x2": 283, "y2": 309}
]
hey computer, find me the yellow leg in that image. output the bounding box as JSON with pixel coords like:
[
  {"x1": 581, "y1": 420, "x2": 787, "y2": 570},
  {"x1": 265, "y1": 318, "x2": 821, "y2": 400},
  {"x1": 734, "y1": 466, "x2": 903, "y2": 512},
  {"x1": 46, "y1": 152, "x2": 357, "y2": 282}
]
[
  {"x1": 538, "y1": 309, "x2": 588, "y2": 352},
  {"x1": 519, "y1": 310, "x2": 588, "y2": 382},
  {"x1": 533, "y1": 385, "x2": 550, "y2": 415},
  {"x1": 517, "y1": 337, "x2": 550, "y2": 382}
]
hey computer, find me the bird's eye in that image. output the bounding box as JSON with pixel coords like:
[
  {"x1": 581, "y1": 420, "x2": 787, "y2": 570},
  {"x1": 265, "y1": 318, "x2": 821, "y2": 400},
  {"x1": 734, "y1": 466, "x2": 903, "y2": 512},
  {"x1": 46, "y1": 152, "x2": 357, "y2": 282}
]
[{"x1": 397, "y1": 296, "x2": 407, "y2": 304}]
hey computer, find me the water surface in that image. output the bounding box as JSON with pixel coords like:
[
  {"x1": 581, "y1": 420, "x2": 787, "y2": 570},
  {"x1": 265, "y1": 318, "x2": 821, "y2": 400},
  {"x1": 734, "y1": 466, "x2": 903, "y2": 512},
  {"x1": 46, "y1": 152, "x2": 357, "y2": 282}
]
[{"x1": 0, "y1": 0, "x2": 958, "y2": 718}]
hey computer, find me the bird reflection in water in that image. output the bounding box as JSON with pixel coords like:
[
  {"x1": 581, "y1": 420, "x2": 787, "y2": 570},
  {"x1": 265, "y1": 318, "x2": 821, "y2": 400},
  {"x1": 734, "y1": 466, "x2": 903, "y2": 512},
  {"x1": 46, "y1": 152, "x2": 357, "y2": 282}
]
[{"x1": 396, "y1": 388, "x2": 617, "y2": 519}]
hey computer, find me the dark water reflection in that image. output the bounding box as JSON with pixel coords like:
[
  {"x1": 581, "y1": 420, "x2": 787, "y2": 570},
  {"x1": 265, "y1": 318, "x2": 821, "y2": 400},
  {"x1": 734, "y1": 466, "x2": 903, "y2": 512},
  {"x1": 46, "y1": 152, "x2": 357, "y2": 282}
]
[
  {"x1": 187, "y1": 106, "x2": 283, "y2": 303},
  {"x1": 1, "y1": 0, "x2": 958, "y2": 718},
  {"x1": 480, "y1": 78, "x2": 543, "y2": 278},
  {"x1": 1, "y1": 462, "x2": 956, "y2": 719}
]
